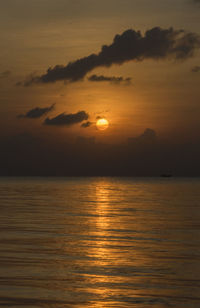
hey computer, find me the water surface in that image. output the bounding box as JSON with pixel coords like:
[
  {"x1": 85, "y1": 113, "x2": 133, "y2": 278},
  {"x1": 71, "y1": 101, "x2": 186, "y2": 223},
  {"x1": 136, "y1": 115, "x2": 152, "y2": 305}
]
[{"x1": 0, "y1": 177, "x2": 200, "y2": 307}]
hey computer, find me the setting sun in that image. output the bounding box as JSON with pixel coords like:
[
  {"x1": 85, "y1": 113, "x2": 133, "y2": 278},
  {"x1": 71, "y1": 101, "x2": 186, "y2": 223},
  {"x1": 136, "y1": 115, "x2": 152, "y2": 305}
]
[{"x1": 96, "y1": 118, "x2": 109, "y2": 131}]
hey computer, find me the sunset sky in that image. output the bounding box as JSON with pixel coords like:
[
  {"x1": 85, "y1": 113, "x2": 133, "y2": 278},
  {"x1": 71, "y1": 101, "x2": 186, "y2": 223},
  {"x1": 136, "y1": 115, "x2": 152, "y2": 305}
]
[{"x1": 1, "y1": 0, "x2": 200, "y2": 175}]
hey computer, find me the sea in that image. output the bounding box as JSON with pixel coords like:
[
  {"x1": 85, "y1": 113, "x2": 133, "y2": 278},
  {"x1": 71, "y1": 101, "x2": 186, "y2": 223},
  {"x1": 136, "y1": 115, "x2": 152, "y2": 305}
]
[{"x1": 0, "y1": 177, "x2": 200, "y2": 307}]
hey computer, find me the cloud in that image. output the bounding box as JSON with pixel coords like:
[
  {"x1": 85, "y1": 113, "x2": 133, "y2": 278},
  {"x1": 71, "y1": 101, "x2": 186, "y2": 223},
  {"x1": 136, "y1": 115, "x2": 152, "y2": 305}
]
[
  {"x1": 18, "y1": 103, "x2": 55, "y2": 119},
  {"x1": 140, "y1": 128, "x2": 157, "y2": 141},
  {"x1": 128, "y1": 128, "x2": 157, "y2": 145},
  {"x1": 96, "y1": 115, "x2": 108, "y2": 120},
  {"x1": 81, "y1": 121, "x2": 92, "y2": 128},
  {"x1": 23, "y1": 27, "x2": 200, "y2": 86},
  {"x1": 16, "y1": 73, "x2": 39, "y2": 87},
  {"x1": 0, "y1": 70, "x2": 11, "y2": 79},
  {"x1": 88, "y1": 74, "x2": 132, "y2": 84},
  {"x1": 192, "y1": 65, "x2": 200, "y2": 72},
  {"x1": 44, "y1": 111, "x2": 89, "y2": 126}
]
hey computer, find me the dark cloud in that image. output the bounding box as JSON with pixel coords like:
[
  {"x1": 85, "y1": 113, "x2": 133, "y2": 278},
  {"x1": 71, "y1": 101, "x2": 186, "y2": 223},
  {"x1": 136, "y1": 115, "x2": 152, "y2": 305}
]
[
  {"x1": 0, "y1": 70, "x2": 11, "y2": 79},
  {"x1": 192, "y1": 65, "x2": 200, "y2": 72},
  {"x1": 81, "y1": 121, "x2": 92, "y2": 128},
  {"x1": 23, "y1": 27, "x2": 200, "y2": 86},
  {"x1": 18, "y1": 103, "x2": 55, "y2": 119},
  {"x1": 44, "y1": 111, "x2": 89, "y2": 126},
  {"x1": 88, "y1": 74, "x2": 131, "y2": 84},
  {"x1": 140, "y1": 128, "x2": 157, "y2": 141},
  {"x1": 128, "y1": 128, "x2": 157, "y2": 145},
  {"x1": 96, "y1": 115, "x2": 108, "y2": 120}
]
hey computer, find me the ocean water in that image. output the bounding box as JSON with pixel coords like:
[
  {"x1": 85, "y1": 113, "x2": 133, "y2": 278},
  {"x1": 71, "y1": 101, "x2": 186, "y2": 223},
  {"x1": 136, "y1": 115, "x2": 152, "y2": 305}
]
[{"x1": 0, "y1": 177, "x2": 200, "y2": 308}]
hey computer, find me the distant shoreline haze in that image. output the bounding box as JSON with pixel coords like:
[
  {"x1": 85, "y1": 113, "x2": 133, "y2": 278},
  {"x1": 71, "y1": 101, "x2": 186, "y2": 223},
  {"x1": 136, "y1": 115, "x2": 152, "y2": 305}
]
[{"x1": 1, "y1": 129, "x2": 200, "y2": 176}]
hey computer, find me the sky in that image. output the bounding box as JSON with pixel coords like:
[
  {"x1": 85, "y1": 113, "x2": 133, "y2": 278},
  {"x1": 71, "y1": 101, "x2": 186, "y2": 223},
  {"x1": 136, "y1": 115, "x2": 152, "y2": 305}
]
[{"x1": 0, "y1": 0, "x2": 200, "y2": 175}]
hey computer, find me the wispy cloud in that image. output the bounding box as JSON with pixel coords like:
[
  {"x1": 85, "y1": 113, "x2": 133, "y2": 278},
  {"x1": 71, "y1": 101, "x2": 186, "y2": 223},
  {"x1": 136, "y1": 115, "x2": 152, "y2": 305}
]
[
  {"x1": 0, "y1": 70, "x2": 11, "y2": 79},
  {"x1": 192, "y1": 65, "x2": 200, "y2": 72}
]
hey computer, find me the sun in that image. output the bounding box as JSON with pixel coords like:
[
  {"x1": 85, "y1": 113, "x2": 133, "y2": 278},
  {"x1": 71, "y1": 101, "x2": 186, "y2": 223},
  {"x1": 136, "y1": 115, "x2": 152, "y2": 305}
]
[{"x1": 96, "y1": 118, "x2": 109, "y2": 131}]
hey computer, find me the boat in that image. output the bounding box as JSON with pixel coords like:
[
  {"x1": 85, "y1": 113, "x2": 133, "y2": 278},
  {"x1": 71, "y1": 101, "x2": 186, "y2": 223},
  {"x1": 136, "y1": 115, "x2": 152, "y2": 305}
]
[{"x1": 160, "y1": 174, "x2": 172, "y2": 178}]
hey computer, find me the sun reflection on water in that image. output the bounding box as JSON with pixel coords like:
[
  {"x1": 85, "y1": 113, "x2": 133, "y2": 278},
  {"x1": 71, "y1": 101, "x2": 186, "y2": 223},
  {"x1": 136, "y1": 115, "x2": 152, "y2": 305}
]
[
  {"x1": 94, "y1": 182, "x2": 112, "y2": 267},
  {"x1": 85, "y1": 182, "x2": 116, "y2": 303}
]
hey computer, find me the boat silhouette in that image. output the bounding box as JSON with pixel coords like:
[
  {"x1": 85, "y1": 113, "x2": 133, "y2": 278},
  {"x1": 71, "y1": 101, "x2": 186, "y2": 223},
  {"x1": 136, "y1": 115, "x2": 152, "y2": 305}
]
[{"x1": 160, "y1": 174, "x2": 172, "y2": 178}]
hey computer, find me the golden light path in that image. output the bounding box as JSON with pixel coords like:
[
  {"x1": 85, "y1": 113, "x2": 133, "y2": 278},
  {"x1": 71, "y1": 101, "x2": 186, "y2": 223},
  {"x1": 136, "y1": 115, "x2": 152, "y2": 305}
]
[{"x1": 96, "y1": 118, "x2": 109, "y2": 131}]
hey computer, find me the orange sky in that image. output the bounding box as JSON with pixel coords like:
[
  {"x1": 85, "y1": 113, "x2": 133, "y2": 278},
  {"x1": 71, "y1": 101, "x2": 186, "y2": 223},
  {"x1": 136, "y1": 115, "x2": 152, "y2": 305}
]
[{"x1": 0, "y1": 0, "x2": 200, "y2": 144}]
